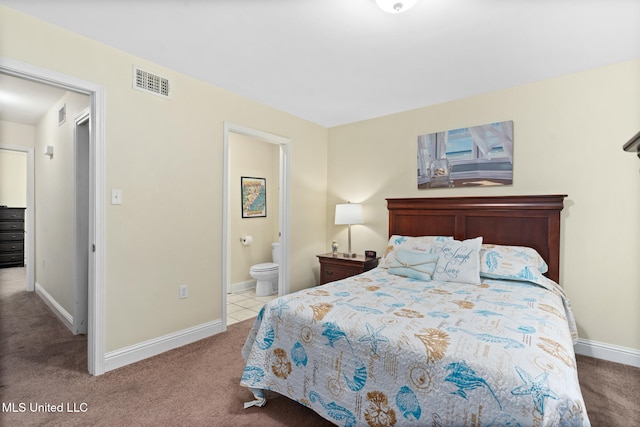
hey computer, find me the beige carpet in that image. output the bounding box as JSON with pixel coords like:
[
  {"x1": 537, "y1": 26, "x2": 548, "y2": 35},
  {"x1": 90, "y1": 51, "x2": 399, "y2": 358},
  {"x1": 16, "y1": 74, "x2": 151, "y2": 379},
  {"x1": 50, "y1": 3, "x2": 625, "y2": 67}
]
[{"x1": 1, "y1": 267, "x2": 638, "y2": 426}]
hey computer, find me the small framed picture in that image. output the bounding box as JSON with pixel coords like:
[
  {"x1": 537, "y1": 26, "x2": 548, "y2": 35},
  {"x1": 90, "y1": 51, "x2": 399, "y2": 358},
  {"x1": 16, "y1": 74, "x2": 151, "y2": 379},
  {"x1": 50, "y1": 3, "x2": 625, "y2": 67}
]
[{"x1": 241, "y1": 177, "x2": 266, "y2": 218}]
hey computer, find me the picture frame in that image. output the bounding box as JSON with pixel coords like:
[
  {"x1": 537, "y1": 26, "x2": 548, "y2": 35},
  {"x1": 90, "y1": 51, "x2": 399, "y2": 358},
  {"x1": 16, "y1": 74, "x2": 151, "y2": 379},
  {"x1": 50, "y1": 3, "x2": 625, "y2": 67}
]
[
  {"x1": 417, "y1": 120, "x2": 514, "y2": 189},
  {"x1": 241, "y1": 176, "x2": 267, "y2": 218}
]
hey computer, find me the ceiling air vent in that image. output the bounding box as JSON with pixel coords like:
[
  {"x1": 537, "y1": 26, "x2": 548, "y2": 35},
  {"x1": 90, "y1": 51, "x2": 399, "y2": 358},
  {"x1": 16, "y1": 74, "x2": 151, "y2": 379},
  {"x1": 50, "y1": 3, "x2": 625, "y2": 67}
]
[{"x1": 133, "y1": 67, "x2": 170, "y2": 98}]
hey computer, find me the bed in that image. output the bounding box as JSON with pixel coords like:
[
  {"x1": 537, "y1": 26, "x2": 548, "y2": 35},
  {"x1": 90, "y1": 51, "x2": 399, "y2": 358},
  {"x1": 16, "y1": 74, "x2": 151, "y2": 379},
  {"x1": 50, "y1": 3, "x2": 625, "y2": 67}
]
[{"x1": 241, "y1": 195, "x2": 589, "y2": 426}]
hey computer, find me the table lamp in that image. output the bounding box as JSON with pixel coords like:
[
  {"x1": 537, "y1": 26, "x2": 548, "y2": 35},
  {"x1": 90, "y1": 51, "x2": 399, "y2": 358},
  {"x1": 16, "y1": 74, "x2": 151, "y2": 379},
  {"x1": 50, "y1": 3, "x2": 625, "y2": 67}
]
[{"x1": 334, "y1": 202, "x2": 363, "y2": 258}]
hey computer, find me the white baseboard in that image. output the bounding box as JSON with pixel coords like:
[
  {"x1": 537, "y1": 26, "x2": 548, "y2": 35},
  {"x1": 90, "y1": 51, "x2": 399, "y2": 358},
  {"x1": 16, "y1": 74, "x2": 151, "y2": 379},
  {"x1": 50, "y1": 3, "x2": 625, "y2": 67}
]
[
  {"x1": 35, "y1": 282, "x2": 73, "y2": 332},
  {"x1": 103, "y1": 319, "x2": 223, "y2": 372},
  {"x1": 575, "y1": 338, "x2": 640, "y2": 368}
]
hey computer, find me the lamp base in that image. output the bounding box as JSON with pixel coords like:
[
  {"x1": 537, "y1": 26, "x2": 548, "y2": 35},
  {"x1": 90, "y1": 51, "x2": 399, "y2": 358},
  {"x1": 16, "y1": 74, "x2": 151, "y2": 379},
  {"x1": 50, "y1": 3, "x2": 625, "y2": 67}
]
[{"x1": 343, "y1": 253, "x2": 357, "y2": 258}]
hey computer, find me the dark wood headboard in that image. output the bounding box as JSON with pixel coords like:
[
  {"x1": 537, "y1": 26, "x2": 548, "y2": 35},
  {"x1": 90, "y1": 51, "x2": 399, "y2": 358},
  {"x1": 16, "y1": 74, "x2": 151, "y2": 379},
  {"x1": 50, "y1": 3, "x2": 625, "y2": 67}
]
[{"x1": 387, "y1": 195, "x2": 566, "y2": 283}]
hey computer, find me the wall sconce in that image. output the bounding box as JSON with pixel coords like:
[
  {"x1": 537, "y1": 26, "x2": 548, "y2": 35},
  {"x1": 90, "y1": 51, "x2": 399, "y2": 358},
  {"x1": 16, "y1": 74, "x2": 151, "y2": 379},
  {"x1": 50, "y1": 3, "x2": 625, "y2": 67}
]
[
  {"x1": 44, "y1": 145, "x2": 54, "y2": 158},
  {"x1": 335, "y1": 202, "x2": 363, "y2": 258},
  {"x1": 375, "y1": 0, "x2": 417, "y2": 14}
]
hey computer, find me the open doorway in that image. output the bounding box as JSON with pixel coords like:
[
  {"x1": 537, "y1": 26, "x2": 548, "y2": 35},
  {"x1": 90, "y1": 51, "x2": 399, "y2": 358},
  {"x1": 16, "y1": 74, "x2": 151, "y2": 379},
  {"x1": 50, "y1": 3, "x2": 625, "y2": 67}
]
[
  {"x1": 222, "y1": 122, "x2": 290, "y2": 330},
  {"x1": 0, "y1": 147, "x2": 31, "y2": 282},
  {"x1": 0, "y1": 57, "x2": 105, "y2": 375}
]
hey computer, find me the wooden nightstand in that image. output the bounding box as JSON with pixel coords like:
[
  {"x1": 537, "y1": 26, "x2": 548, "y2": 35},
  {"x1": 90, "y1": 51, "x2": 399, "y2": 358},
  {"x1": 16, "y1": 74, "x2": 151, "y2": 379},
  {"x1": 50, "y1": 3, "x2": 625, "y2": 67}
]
[{"x1": 317, "y1": 253, "x2": 379, "y2": 285}]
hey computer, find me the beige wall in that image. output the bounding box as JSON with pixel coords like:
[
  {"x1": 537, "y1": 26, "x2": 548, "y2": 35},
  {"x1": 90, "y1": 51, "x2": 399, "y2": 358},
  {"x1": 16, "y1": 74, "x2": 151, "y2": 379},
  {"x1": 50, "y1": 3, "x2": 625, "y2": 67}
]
[
  {"x1": 0, "y1": 120, "x2": 35, "y2": 268},
  {"x1": 229, "y1": 133, "x2": 280, "y2": 287},
  {"x1": 0, "y1": 149, "x2": 27, "y2": 207},
  {"x1": 0, "y1": 6, "x2": 329, "y2": 352},
  {"x1": 0, "y1": 121, "x2": 35, "y2": 207},
  {"x1": 328, "y1": 59, "x2": 640, "y2": 352},
  {"x1": 0, "y1": 120, "x2": 35, "y2": 149},
  {"x1": 2, "y1": 5, "x2": 637, "y2": 362}
]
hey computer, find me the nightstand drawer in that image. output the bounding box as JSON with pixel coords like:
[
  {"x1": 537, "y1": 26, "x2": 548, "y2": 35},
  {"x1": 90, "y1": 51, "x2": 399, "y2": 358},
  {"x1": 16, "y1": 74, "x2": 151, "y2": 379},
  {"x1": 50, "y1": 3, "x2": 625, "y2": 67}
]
[
  {"x1": 321, "y1": 264, "x2": 360, "y2": 283},
  {"x1": 317, "y1": 253, "x2": 379, "y2": 285}
]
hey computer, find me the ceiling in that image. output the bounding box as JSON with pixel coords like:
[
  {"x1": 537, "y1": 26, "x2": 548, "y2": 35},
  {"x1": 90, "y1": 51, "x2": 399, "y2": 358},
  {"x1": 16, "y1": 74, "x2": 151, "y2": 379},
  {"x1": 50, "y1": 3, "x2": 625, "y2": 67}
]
[
  {"x1": 0, "y1": 0, "x2": 639, "y2": 128},
  {"x1": 0, "y1": 74, "x2": 68, "y2": 125}
]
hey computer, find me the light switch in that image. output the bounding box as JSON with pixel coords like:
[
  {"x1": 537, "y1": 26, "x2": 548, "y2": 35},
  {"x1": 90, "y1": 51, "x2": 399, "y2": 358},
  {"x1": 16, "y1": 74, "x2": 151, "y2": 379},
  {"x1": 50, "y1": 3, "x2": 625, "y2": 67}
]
[{"x1": 111, "y1": 189, "x2": 123, "y2": 205}]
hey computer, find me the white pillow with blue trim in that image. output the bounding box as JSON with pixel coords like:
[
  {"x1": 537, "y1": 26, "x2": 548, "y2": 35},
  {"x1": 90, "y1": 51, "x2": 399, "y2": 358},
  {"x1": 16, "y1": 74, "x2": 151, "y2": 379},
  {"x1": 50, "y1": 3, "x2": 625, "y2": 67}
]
[
  {"x1": 380, "y1": 235, "x2": 452, "y2": 269},
  {"x1": 387, "y1": 249, "x2": 440, "y2": 281}
]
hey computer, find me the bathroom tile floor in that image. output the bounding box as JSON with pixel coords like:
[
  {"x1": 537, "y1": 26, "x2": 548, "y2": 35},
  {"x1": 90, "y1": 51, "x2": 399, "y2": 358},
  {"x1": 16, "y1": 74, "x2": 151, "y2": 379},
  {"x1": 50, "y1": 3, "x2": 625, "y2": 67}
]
[{"x1": 227, "y1": 288, "x2": 278, "y2": 325}]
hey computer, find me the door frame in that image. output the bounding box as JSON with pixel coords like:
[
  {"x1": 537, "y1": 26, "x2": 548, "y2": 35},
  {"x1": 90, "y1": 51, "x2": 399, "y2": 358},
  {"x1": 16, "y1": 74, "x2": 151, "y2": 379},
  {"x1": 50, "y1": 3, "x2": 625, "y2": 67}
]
[
  {"x1": 73, "y1": 109, "x2": 91, "y2": 335},
  {"x1": 222, "y1": 122, "x2": 291, "y2": 328},
  {"x1": 0, "y1": 57, "x2": 106, "y2": 375}
]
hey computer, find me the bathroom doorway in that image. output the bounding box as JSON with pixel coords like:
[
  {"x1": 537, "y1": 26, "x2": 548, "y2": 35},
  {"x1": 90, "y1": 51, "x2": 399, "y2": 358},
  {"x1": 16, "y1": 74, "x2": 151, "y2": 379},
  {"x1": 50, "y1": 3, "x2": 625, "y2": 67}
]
[{"x1": 222, "y1": 123, "x2": 290, "y2": 329}]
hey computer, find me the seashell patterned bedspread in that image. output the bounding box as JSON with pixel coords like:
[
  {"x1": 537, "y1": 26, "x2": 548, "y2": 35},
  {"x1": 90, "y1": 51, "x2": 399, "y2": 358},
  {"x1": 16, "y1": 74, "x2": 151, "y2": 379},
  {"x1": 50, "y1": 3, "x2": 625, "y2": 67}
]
[{"x1": 241, "y1": 268, "x2": 590, "y2": 426}]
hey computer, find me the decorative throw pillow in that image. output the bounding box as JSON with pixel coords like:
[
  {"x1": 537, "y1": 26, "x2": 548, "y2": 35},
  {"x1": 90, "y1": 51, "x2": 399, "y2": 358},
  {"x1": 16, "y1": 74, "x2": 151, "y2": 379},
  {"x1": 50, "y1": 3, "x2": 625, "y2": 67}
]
[
  {"x1": 431, "y1": 237, "x2": 482, "y2": 284},
  {"x1": 387, "y1": 250, "x2": 440, "y2": 281},
  {"x1": 380, "y1": 235, "x2": 452, "y2": 268},
  {"x1": 480, "y1": 244, "x2": 548, "y2": 274}
]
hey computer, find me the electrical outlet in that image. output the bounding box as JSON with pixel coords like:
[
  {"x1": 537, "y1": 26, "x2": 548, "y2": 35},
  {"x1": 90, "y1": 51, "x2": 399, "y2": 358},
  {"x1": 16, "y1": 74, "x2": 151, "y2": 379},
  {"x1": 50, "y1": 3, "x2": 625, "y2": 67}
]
[{"x1": 179, "y1": 285, "x2": 188, "y2": 299}]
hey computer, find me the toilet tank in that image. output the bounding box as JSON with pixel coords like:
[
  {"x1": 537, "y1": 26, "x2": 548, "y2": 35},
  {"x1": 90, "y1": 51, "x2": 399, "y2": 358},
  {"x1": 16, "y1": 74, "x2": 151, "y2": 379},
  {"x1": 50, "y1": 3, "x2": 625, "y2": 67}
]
[{"x1": 272, "y1": 242, "x2": 281, "y2": 264}]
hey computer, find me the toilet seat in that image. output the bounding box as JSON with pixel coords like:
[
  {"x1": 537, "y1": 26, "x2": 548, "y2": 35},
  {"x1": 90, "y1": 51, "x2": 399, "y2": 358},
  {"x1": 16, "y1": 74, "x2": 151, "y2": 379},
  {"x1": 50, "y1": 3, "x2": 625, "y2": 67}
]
[{"x1": 250, "y1": 262, "x2": 278, "y2": 272}]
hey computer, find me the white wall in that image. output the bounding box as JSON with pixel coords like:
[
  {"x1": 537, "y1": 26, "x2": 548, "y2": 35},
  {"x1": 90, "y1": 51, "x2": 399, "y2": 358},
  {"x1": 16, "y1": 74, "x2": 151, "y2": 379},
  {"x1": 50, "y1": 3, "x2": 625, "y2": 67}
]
[
  {"x1": 33, "y1": 91, "x2": 89, "y2": 315},
  {"x1": 327, "y1": 59, "x2": 640, "y2": 354}
]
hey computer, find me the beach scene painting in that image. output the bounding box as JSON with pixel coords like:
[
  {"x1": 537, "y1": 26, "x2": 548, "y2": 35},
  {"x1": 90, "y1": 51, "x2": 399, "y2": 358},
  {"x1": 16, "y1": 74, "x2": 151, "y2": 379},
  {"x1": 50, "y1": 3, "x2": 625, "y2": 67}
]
[
  {"x1": 241, "y1": 177, "x2": 267, "y2": 218},
  {"x1": 417, "y1": 121, "x2": 514, "y2": 189}
]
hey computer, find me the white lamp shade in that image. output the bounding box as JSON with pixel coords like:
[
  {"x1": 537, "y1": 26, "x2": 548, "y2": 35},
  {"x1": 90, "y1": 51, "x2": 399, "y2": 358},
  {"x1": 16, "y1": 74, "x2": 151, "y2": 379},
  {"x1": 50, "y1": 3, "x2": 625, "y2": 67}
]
[
  {"x1": 335, "y1": 203, "x2": 363, "y2": 225},
  {"x1": 375, "y1": 0, "x2": 417, "y2": 14}
]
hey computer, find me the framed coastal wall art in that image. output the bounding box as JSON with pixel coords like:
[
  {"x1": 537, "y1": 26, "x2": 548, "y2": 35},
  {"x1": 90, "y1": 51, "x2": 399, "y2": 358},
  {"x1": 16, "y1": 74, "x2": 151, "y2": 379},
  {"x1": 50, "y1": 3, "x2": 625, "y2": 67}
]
[
  {"x1": 417, "y1": 120, "x2": 514, "y2": 189},
  {"x1": 241, "y1": 176, "x2": 267, "y2": 218}
]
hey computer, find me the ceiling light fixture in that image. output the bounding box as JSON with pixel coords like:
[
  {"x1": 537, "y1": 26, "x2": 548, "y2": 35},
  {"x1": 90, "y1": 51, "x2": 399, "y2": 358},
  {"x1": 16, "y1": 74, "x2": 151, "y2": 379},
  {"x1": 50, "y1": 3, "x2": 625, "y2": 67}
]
[{"x1": 375, "y1": 0, "x2": 417, "y2": 14}]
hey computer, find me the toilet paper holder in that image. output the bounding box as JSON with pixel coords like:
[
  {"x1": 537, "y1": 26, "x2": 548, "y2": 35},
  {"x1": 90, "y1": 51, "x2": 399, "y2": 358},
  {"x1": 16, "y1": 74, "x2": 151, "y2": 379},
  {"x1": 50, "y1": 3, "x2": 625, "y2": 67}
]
[{"x1": 240, "y1": 236, "x2": 253, "y2": 246}]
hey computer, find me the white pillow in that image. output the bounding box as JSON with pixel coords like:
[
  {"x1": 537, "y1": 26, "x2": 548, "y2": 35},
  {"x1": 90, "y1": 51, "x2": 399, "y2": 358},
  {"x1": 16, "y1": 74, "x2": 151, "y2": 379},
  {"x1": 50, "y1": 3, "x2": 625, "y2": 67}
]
[{"x1": 431, "y1": 237, "x2": 483, "y2": 284}]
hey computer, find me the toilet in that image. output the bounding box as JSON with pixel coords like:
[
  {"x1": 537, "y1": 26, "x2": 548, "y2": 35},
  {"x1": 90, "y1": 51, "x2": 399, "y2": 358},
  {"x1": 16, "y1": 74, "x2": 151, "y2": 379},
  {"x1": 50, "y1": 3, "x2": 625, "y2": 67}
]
[{"x1": 249, "y1": 242, "x2": 280, "y2": 296}]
